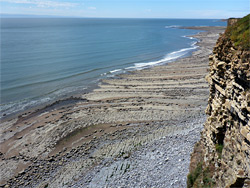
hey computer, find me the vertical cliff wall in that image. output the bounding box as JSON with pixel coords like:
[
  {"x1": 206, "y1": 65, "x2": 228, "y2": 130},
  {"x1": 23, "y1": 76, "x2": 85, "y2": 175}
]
[{"x1": 188, "y1": 15, "x2": 250, "y2": 188}]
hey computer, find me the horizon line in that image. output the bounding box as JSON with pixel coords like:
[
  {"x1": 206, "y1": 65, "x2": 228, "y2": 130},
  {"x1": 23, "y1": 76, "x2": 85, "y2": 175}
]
[{"x1": 0, "y1": 13, "x2": 229, "y2": 20}]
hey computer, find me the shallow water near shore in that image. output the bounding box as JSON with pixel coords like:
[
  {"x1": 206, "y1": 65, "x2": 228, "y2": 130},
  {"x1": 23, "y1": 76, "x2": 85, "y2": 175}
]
[{"x1": 1, "y1": 18, "x2": 226, "y2": 117}]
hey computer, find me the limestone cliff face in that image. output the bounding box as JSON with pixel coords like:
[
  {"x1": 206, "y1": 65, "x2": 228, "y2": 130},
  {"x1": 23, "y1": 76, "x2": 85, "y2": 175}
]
[
  {"x1": 188, "y1": 18, "x2": 250, "y2": 187},
  {"x1": 227, "y1": 18, "x2": 240, "y2": 27}
]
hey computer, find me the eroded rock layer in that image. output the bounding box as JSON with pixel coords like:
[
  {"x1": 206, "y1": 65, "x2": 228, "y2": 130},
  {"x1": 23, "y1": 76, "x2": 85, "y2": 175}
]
[{"x1": 188, "y1": 18, "x2": 250, "y2": 187}]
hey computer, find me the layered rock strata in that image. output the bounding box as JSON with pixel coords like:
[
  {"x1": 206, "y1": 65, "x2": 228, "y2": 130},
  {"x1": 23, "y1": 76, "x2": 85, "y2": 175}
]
[{"x1": 188, "y1": 21, "x2": 250, "y2": 187}]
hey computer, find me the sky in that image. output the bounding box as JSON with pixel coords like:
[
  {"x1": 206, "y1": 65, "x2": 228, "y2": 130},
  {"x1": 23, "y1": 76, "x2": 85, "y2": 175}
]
[{"x1": 0, "y1": 0, "x2": 249, "y2": 19}]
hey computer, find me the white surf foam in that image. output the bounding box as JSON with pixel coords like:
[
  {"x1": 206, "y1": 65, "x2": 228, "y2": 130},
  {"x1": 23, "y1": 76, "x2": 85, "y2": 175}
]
[
  {"x1": 183, "y1": 35, "x2": 199, "y2": 46},
  {"x1": 182, "y1": 35, "x2": 196, "y2": 40},
  {"x1": 165, "y1": 25, "x2": 181, "y2": 29},
  {"x1": 125, "y1": 45, "x2": 198, "y2": 71},
  {"x1": 109, "y1": 69, "x2": 122, "y2": 74}
]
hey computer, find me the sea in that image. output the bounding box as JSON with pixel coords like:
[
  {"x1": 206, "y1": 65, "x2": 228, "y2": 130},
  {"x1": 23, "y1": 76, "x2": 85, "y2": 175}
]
[{"x1": 0, "y1": 18, "x2": 226, "y2": 118}]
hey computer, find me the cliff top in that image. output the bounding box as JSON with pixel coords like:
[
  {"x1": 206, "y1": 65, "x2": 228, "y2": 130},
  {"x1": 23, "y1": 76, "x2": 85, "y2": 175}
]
[{"x1": 225, "y1": 14, "x2": 250, "y2": 50}]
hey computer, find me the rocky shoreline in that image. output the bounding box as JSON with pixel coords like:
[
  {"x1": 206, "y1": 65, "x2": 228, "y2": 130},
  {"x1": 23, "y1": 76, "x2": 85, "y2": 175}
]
[{"x1": 0, "y1": 26, "x2": 225, "y2": 188}]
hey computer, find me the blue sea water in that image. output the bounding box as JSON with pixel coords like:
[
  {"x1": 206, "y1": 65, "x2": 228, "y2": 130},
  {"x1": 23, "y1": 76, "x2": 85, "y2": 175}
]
[{"x1": 0, "y1": 18, "x2": 226, "y2": 117}]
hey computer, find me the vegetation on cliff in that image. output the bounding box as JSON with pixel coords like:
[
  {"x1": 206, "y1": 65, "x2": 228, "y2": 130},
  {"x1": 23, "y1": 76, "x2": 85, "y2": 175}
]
[{"x1": 225, "y1": 14, "x2": 250, "y2": 50}]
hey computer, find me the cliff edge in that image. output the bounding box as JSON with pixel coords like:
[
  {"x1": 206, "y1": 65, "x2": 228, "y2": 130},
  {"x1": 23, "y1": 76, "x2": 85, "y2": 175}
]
[{"x1": 188, "y1": 14, "x2": 250, "y2": 188}]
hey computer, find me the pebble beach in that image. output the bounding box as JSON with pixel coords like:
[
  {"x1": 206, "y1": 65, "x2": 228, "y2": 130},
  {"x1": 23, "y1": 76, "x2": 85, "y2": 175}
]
[{"x1": 0, "y1": 26, "x2": 225, "y2": 188}]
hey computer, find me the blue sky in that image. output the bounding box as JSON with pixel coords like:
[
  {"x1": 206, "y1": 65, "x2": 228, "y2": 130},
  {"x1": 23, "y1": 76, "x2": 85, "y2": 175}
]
[{"x1": 0, "y1": 0, "x2": 249, "y2": 18}]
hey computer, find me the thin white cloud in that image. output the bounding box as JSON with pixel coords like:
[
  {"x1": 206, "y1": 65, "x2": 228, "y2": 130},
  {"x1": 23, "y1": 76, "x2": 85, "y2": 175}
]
[
  {"x1": 0, "y1": 0, "x2": 77, "y2": 8},
  {"x1": 88, "y1": 6, "x2": 96, "y2": 10}
]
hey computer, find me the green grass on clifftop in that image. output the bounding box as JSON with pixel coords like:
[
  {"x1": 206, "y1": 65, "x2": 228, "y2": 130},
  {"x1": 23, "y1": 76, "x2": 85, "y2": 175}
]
[{"x1": 226, "y1": 14, "x2": 250, "y2": 50}]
